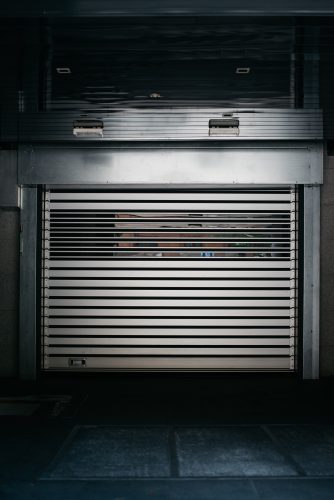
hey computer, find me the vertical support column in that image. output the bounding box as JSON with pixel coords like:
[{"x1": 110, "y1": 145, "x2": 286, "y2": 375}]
[
  {"x1": 19, "y1": 186, "x2": 38, "y2": 380},
  {"x1": 302, "y1": 26, "x2": 321, "y2": 378},
  {"x1": 303, "y1": 185, "x2": 320, "y2": 379}
]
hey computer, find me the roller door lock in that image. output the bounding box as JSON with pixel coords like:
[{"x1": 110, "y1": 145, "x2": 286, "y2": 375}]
[{"x1": 69, "y1": 358, "x2": 86, "y2": 367}]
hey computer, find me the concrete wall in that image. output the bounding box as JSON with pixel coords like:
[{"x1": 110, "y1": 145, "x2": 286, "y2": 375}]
[
  {"x1": 0, "y1": 209, "x2": 19, "y2": 377},
  {"x1": 320, "y1": 154, "x2": 334, "y2": 377},
  {"x1": 0, "y1": 150, "x2": 19, "y2": 377}
]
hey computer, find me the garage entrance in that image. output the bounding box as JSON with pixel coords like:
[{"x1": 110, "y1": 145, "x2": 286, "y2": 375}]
[{"x1": 41, "y1": 187, "x2": 298, "y2": 372}]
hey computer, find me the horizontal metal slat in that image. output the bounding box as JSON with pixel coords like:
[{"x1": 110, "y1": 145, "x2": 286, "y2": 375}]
[
  {"x1": 46, "y1": 347, "x2": 289, "y2": 356},
  {"x1": 49, "y1": 249, "x2": 290, "y2": 254},
  {"x1": 49, "y1": 236, "x2": 291, "y2": 242},
  {"x1": 48, "y1": 288, "x2": 291, "y2": 297},
  {"x1": 50, "y1": 202, "x2": 290, "y2": 211},
  {"x1": 49, "y1": 279, "x2": 290, "y2": 288},
  {"x1": 50, "y1": 229, "x2": 291, "y2": 235},
  {"x1": 48, "y1": 299, "x2": 290, "y2": 307},
  {"x1": 47, "y1": 327, "x2": 291, "y2": 336},
  {"x1": 47, "y1": 260, "x2": 292, "y2": 269},
  {"x1": 50, "y1": 192, "x2": 291, "y2": 201},
  {"x1": 48, "y1": 318, "x2": 290, "y2": 326},
  {"x1": 47, "y1": 337, "x2": 290, "y2": 346},
  {"x1": 50, "y1": 216, "x2": 291, "y2": 223},
  {"x1": 48, "y1": 270, "x2": 291, "y2": 279},
  {"x1": 48, "y1": 308, "x2": 290, "y2": 317},
  {"x1": 45, "y1": 357, "x2": 291, "y2": 370},
  {"x1": 49, "y1": 256, "x2": 291, "y2": 261},
  {"x1": 49, "y1": 252, "x2": 291, "y2": 259}
]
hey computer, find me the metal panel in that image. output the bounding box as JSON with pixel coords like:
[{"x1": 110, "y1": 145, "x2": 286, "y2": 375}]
[
  {"x1": 48, "y1": 280, "x2": 290, "y2": 288},
  {"x1": 47, "y1": 327, "x2": 290, "y2": 336},
  {"x1": 303, "y1": 185, "x2": 320, "y2": 379},
  {"x1": 41, "y1": 187, "x2": 298, "y2": 372},
  {"x1": 19, "y1": 187, "x2": 38, "y2": 380},
  {"x1": 50, "y1": 299, "x2": 290, "y2": 307},
  {"x1": 49, "y1": 270, "x2": 291, "y2": 278},
  {"x1": 50, "y1": 337, "x2": 290, "y2": 346},
  {"x1": 50, "y1": 288, "x2": 291, "y2": 297},
  {"x1": 43, "y1": 357, "x2": 291, "y2": 371},
  {"x1": 49, "y1": 260, "x2": 291, "y2": 268},
  {"x1": 18, "y1": 142, "x2": 323, "y2": 186},
  {"x1": 17, "y1": 110, "x2": 323, "y2": 142}
]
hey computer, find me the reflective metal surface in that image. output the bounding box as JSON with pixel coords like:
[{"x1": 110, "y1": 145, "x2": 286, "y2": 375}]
[
  {"x1": 17, "y1": 110, "x2": 323, "y2": 142},
  {"x1": 303, "y1": 185, "x2": 320, "y2": 379},
  {"x1": 19, "y1": 187, "x2": 38, "y2": 380},
  {"x1": 18, "y1": 141, "x2": 323, "y2": 185}
]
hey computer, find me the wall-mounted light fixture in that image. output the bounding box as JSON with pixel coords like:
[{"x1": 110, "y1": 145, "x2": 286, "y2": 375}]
[
  {"x1": 73, "y1": 119, "x2": 104, "y2": 138},
  {"x1": 56, "y1": 67, "x2": 71, "y2": 74},
  {"x1": 236, "y1": 67, "x2": 250, "y2": 74},
  {"x1": 209, "y1": 117, "x2": 239, "y2": 136}
]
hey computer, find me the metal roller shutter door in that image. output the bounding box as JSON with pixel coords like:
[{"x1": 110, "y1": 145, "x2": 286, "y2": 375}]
[{"x1": 41, "y1": 188, "x2": 298, "y2": 371}]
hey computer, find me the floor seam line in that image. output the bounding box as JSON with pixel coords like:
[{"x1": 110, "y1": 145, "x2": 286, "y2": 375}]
[
  {"x1": 168, "y1": 426, "x2": 180, "y2": 478},
  {"x1": 249, "y1": 478, "x2": 262, "y2": 499},
  {"x1": 261, "y1": 424, "x2": 307, "y2": 477}
]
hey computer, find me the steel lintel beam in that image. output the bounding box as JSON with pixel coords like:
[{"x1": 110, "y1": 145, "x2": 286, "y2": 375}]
[{"x1": 18, "y1": 141, "x2": 323, "y2": 186}]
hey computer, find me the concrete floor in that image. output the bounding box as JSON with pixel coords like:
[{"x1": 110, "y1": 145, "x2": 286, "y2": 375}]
[{"x1": 0, "y1": 374, "x2": 334, "y2": 499}]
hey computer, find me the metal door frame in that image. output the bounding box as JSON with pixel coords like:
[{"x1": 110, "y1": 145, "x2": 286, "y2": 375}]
[
  {"x1": 18, "y1": 143, "x2": 322, "y2": 379},
  {"x1": 302, "y1": 185, "x2": 320, "y2": 378}
]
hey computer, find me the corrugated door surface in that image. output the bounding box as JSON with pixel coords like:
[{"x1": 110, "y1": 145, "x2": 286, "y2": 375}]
[{"x1": 41, "y1": 188, "x2": 298, "y2": 371}]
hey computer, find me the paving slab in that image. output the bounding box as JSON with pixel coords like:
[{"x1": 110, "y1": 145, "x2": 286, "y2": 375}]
[
  {"x1": 175, "y1": 426, "x2": 299, "y2": 477},
  {"x1": 269, "y1": 425, "x2": 334, "y2": 476},
  {"x1": 43, "y1": 426, "x2": 171, "y2": 479}
]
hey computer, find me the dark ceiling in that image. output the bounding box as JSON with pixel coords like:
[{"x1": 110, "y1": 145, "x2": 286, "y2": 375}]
[{"x1": 47, "y1": 18, "x2": 297, "y2": 110}]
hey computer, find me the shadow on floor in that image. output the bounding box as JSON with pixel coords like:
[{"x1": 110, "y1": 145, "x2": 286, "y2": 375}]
[{"x1": 0, "y1": 374, "x2": 334, "y2": 499}]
